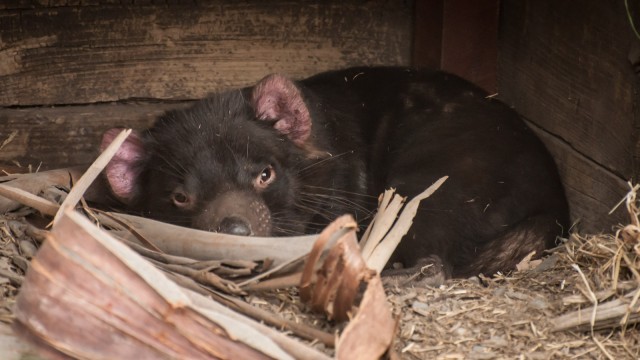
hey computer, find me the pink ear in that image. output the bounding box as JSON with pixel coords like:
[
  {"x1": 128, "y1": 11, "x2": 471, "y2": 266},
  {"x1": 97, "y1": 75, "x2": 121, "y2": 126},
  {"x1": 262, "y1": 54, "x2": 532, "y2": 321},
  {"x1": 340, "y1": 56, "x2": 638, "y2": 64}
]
[
  {"x1": 251, "y1": 74, "x2": 312, "y2": 146},
  {"x1": 101, "y1": 128, "x2": 145, "y2": 203}
]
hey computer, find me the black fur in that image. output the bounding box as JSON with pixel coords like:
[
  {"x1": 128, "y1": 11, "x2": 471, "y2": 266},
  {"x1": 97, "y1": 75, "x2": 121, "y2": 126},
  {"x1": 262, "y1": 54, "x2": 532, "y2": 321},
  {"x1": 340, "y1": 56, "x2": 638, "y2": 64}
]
[{"x1": 103, "y1": 67, "x2": 570, "y2": 277}]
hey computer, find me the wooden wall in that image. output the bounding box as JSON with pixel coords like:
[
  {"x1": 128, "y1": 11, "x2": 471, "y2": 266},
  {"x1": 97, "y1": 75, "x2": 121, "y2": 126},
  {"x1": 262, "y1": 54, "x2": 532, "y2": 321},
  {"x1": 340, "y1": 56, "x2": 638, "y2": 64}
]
[
  {"x1": 0, "y1": 0, "x2": 413, "y2": 168},
  {"x1": 498, "y1": 0, "x2": 640, "y2": 233},
  {"x1": 2, "y1": 0, "x2": 638, "y2": 234},
  {"x1": 413, "y1": 0, "x2": 499, "y2": 93}
]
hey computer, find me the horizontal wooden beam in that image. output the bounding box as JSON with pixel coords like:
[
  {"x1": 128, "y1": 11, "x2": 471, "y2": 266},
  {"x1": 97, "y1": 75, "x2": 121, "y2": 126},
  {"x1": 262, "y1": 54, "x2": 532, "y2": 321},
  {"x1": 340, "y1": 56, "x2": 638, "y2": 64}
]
[
  {"x1": 0, "y1": 103, "x2": 187, "y2": 169},
  {"x1": 0, "y1": 1, "x2": 412, "y2": 106}
]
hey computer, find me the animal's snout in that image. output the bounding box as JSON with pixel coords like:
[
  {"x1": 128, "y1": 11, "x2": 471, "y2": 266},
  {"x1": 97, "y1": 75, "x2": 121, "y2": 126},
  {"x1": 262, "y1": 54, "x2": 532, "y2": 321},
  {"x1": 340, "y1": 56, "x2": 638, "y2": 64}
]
[
  {"x1": 192, "y1": 190, "x2": 272, "y2": 237},
  {"x1": 217, "y1": 216, "x2": 252, "y2": 236}
]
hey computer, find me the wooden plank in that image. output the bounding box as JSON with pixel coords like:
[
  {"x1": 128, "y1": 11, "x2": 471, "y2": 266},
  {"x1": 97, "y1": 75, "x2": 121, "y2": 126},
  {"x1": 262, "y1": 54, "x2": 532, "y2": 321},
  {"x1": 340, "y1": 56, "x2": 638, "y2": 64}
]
[
  {"x1": 526, "y1": 121, "x2": 629, "y2": 234},
  {"x1": 0, "y1": 1, "x2": 412, "y2": 106},
  {"x1": 440, "y1": 0, "x2": 499, "y2": 93},
  {"x1": 498, "y1": 0, "x2": 638, "y2": 181},
  {"x1": 411, "y1": 0, "x2": 443, "y2": 69},
  {"x1": 0, "y1": 103, "x2": 188, "y2": 170},
  {"x1": 411, "y1": 0, "x2": 499, "y2": 92}
]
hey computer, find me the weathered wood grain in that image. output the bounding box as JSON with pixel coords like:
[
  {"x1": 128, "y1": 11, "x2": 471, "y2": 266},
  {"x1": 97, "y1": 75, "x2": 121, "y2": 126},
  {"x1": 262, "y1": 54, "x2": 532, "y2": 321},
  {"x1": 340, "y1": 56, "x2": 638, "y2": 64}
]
[
  {"x1": 498, "y1": 0, "x2": 638, "y2": 180},
  {"x1": 526, "y1": 121, "x2": 628, "y2": 234},
  {"x1": 0, "y1": 1, "x2": 412, "y2": 106},
  {"x1": 498, "y1": 0, "x2": 639, "y2": 231},
  {"x1": 412, "y1": 0, "x2": 443, "y2": 69},
  {"x1": 0, "y1": 102, "x2": 187, "y2": 169},
  {"x1": 412, "y1": 0, "x2": 499, "y2": 93},
  {"x1": 440, "y1": 0, "x2": 499, "y2": 93}
]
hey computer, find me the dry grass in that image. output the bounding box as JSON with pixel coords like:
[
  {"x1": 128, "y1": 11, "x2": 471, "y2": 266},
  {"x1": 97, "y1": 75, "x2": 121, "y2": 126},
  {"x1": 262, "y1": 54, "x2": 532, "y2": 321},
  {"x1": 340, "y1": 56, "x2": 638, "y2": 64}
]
[
  {"x1": 227, "y1": 184, "x2": 640, "y2": 359},
  {"x1": 384, "y1": 184, "x2": 640, "y2": 359}
]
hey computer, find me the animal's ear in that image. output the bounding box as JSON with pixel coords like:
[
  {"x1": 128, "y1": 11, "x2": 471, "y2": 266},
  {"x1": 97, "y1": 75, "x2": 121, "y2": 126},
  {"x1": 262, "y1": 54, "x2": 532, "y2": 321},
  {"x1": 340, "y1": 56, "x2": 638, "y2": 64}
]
[
  {"x1": 101, "y1": 128, "x2": 145, "y2": 204},
  {"x1": 251, "y1": 74, "x2": 312, "y2": 146}
]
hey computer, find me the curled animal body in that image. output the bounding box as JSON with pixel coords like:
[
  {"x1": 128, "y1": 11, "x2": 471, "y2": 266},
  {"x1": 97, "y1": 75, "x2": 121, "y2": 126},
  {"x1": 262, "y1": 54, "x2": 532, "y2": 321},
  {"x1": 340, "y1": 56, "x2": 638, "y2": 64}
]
[{"x1": 102, "y1": 67, "x2": 570, "y2": 279}]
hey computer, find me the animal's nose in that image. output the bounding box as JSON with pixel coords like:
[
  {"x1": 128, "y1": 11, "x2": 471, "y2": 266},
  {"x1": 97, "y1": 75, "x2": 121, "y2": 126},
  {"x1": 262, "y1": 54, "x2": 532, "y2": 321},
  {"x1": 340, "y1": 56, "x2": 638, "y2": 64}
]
[{"x1": 217, "y1": 216, "x2": 252, "y2": 236}]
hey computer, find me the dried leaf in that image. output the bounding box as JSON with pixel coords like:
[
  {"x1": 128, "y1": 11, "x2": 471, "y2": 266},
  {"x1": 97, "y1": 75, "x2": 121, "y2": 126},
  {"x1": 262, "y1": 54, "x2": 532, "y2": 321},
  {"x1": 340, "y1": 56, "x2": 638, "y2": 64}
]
[
  {"x1": 365, "y1": 176, "x2": 448, "y2": 272},
  {"x1": 53, "y1": 129, "x2": 132, "y2": 225},
  {"x1": 337, "y1": 276, "x2": 396, "y2": 360},
  {"x1": 14, "y1": 209, "x2": 297, "y2": 359},
  {"x1": 0, "y1": 166, "x2": 89, "y2": 214},
  {"x1": 105, "y1": 212, "x2": 317, "y2": 268},
  {"x1": 299, "y1": 215, "x2": 361, "y2": 321},
  {"x1": 299, "y1": 215, "x2": 395, "y2": 356}
]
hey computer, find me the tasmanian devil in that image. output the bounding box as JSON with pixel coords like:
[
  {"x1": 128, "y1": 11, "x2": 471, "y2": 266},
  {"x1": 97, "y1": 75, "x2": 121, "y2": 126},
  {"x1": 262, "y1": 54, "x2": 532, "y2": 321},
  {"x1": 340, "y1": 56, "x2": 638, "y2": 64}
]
[{"x1": 101, "y1": 67, "x2": 569, "y2": 279}]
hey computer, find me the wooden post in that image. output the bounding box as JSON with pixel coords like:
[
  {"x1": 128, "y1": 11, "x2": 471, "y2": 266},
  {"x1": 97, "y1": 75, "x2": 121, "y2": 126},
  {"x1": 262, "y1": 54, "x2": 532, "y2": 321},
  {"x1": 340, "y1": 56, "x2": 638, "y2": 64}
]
[{"x1": 413, "y1": 0, "x2": 500, "y2": 93}]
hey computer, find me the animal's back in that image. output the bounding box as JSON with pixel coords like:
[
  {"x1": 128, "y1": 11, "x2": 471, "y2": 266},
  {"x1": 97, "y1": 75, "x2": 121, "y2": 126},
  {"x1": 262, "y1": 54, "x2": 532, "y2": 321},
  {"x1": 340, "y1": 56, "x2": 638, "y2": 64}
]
[
  {"x1": 101, "y1": 66, "x2": 569, "y2": 279},
  {"x1": 299, "y1": 67, "x2": 569, "y2": 277}
]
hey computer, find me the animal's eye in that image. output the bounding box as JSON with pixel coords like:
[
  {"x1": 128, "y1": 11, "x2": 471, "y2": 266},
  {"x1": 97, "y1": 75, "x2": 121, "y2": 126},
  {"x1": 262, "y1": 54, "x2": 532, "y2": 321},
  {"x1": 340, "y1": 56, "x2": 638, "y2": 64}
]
[
  {"x1": 255, "y1": 165, "x2": 276, "y2": 189},
  {"x1": 171, "y1": 189, "x2": 191, "y2": 208}
]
